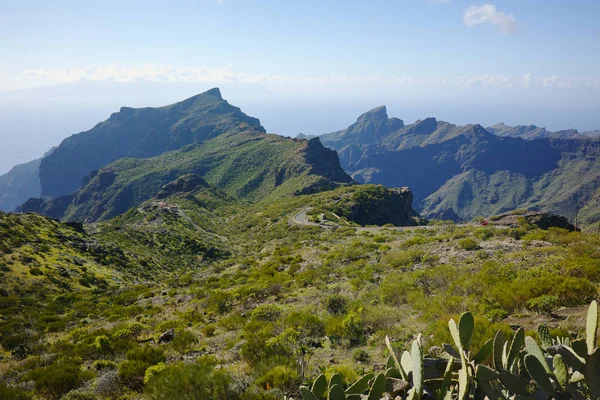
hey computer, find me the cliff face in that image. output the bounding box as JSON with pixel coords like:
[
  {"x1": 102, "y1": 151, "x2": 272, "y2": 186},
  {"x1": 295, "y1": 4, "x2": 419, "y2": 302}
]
[
  {"x1": 303, "y1": 138, "x2": 354, "y2": 184},
  {"x1": 39, "y1": 88, "x2": 265, "y2": 198},
  {"x1": 0, "y1": 158, "x2": 41, "y2": 211}
]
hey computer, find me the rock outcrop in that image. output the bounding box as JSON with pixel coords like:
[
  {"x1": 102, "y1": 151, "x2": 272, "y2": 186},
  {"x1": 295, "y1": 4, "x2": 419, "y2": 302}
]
[{"x1": 490, "y1": 212, "x2": 577, "y2": 231}]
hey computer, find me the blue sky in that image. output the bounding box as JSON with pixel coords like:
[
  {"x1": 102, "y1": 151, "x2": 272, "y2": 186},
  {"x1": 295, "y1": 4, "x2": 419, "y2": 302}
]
[
  {"x1": 0, "y1": 0, "x2": 599, "y2": 173},
  {"x1": 2, "y1": 0, "x2": 599, "y2": 79}
]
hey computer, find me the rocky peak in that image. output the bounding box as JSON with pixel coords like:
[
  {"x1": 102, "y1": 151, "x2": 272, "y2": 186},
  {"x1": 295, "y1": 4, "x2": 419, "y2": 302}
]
[
  {"x1": 356, "y1": 106, "x2": 389, "y2": 124},
  {"x1": 404, "y1": 117, "x2": 438, "y2": 135}
]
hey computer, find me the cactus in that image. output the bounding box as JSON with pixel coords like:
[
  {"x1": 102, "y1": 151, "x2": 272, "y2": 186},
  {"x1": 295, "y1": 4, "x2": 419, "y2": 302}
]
[
  {"x1": 328, "y1": 384, "x2": 345, "y2": 400},
  {"x1": 298, "y1": 300, "x2": 600, "y2": 400},
  {"x1": 312, "y1": 374, "x2": 327, "y2": 398}
]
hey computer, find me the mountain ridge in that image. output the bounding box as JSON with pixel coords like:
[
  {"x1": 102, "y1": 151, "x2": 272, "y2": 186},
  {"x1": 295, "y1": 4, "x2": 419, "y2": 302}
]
[
  {"x1": 39, "y1": 88, "x2": 265, "y2": 198},
  {"x1": 320, "y1": 106, "x2": 600, "y2": 230}
]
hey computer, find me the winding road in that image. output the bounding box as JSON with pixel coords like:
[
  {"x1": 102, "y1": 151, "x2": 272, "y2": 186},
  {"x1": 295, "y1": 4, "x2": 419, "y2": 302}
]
[{"x1": 291, "y1": 208, "x2": 432, "y2": 232}]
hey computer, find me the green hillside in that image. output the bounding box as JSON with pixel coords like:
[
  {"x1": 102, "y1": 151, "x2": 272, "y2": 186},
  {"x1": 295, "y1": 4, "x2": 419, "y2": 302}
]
[
  {"x1": 21, "y1": 131, "x2": 353, "y2": 222},
  {"x1": 2, "y1": 195, "x2": 600, "y2": 399}
]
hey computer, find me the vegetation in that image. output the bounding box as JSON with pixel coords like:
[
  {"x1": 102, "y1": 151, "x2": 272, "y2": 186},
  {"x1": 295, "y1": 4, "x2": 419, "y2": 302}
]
[
  {"x1": 297, "y1": 301, "x2": 600, "y2": 399},
  {"x1": 2, "y1": 193, "x2": 600, "y2": 398}
]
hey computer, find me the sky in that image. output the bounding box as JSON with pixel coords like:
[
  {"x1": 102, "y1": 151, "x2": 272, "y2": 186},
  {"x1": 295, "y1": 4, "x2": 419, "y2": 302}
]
[{"x1": 1, "y1": 0, "x2": 599, "y2": 173}]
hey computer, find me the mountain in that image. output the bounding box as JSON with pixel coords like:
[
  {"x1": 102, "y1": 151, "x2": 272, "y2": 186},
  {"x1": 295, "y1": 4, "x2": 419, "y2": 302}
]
[
  {"x1": 38, "y1": 88, "x2": 265, "y2": 198},
  {"x1": 320, "y1": 107, "x2": 600, "y2": 229},
  {"x1": 0, "y1": 147, "x2": 58, "y2": 212},
  {"x1": 486, "y1": 122, "x2": 584, "y2": 140},
  {"x1": 0, "y1": 158, "x2": 41, "y2": 212},
  {"x1": 583, "y1": 130, "x2": 600, "y2": 138},
  {"x1": 21, "y1": 124, "x2": 353, "y2": 223}
]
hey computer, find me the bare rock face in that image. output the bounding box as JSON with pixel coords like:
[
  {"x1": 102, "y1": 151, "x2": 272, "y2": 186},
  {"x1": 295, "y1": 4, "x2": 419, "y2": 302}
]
[{"x1": 303, "y1": 138, "x2": 354, "y2": 184}]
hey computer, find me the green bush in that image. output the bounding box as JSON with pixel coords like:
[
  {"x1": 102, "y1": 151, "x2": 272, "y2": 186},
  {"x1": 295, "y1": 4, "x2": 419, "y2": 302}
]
[
  {"x1": 118, "y1": 359, "x2": 148, "y2": 390},
  {"x1": 144, "y1": 359, "x2": 233, "y2": 399},
  {"x1": 171, "y1": 329, "x2": 199, "y2": 354},
  {"x1": 61, "y1": 389, "x2": 96, "y2": 400},
  {"x1": 201, "y1": 324, "x2": 217, "y2": 337},
  {"x1": 257, "y1": 365, "x2": 298, "y2": 393},
  {"x1": 0, "y1": 384, "x2": 29, "y2": 400},
  {"x1": 341, "y1": 310, "x2": 365, "y2": 346},
  {"x1": 24, "y1": 360, "x2": 86, "y2": 400},
  {"x1": 526, "y1": 295, "x2": 559, "y2": 314},
  {"x1": 93, "y1": 359, "x2": 117, "y2": 371},
  {"x1": 324, "y1": 294, "x2": 348, "y2": 315},
  {"x1": 250, "y1": 304, "x2": 282, "y2": 322},
  {"x1": 352, "y1": 348, "x2": 370, "y2": 363},
  {"x1": 118, "y1": 346, "x2": 165, "y2": 390},
  {"x1": 457, "y1": 237, "x2": 479, "y2": 251}
]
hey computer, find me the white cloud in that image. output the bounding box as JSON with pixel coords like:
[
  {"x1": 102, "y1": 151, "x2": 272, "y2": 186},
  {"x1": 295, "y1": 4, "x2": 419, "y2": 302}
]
[
  {"x1": 464, "y1": 4, "x2": 517, "y2": 34},
  {"x1": 0, "y1": 64, "x2": 598, "y2": 93}
]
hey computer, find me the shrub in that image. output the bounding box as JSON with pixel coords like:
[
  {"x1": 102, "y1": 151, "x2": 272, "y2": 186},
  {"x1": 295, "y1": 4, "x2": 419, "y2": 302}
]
[
  {"x1": 526, "y1": 295, "x2": 559, "y2": 314},
  {"x1": 144, "y1": 359, "x2": 233, "y2": 399},
  {"x1": 325, "y1": 365, "x2": 360, "y2": 385},
  {"x1": 61, "y1": 389, "x2": 96, "y2": 400},
  {"x1": 92, "y1": 359, "x2": 116, "y2": 371},
  {"x1": 94, "y1": 335, "x2": 112, "y2": 355},
  {"x1": 250, "y1": 304, "x2": 282, "y2": 322},
  {"x1": 0, "y1": 384, "x2": 29, "y2": 400},
  {"x1": 457, "y1": 237, "x2": 479, "y2": 251},
  {"x1": 112, "y1": 323, "x2": 148, "y2": 341},
  {"x1": 118, "y1": 359, "x2": 148, "y2": 390},
  {"x1": 485, "y1": 308, "x2": 509, "y2": 322},
  {"x1": 24, "y1": 360, "x2": 85, "y2": 400},
  {"x1": 144, "y1": 362, "x2": 166, "y2": 384},
  {"x1": 201, "y1": 324, "x2": 217, "y2": 337},
  {"x1": 118, "y1": 346, "x2": 165, "y2": 390},
  {"x1": 257, "y1": 365, "x2": 298, "y2": 394},
  {"x1": 171, "y1": 329, "x2": 198, "y2": 354},
  {"x1": 352, "y1": 348, "x2": 370, "y2": 363},
  {"x1": 341, "y1": 310, "x2": 365, "y2": 346},
  {"x1": 324, "y1": 294, "x2": 348, "y2": 315}
]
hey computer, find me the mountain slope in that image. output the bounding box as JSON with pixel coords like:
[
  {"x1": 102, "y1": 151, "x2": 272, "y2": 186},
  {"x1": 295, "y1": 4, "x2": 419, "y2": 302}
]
[
  {"x1": 22, "y1": 132, "x2": 353, "y2": 222},
  {"x1": 0, "y1": 158, "x2": 41, "y2": 212},
  {"x1": 320, "y1": 107, "x2": 600, "y2": 229},
  {"x1": 38, "y1": 88, "x2": 265, "y2": 198}
]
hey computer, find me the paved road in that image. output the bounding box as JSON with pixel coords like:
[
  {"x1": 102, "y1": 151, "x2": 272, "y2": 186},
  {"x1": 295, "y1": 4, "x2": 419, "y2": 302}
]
[
  {"x1": 291, "y1": 208, "x2": 509, "y2": 232},
  {"x1": 291, "y1": 208, "x2": 433, "y2": 231}
]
